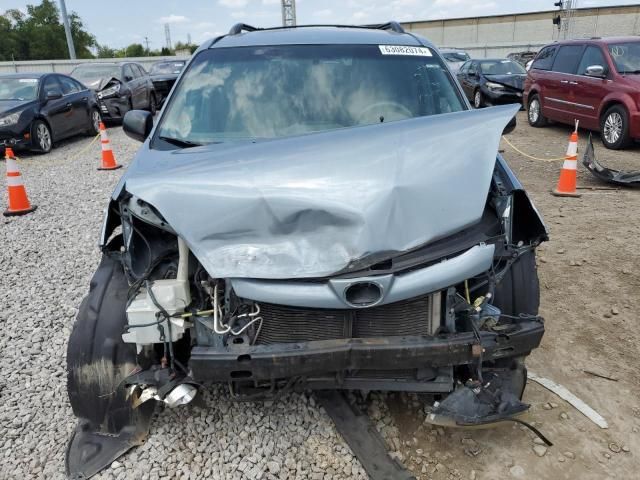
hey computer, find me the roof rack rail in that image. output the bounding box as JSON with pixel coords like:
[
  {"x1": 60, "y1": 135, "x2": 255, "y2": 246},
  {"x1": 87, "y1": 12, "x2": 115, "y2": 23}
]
[
  {"x1": 366, "y1": 21, "x2": 405, "y2": 34},
  {"x1": 228, "y1": 23, "x2": 260, "y2": 35}
]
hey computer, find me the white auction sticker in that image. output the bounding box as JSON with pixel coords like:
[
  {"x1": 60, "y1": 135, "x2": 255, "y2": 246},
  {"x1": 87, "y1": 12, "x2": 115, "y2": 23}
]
[
  {"x1": 379, "y1": 45, "x2": 432, "y2": 56},
  {"x1": 18, "y1": 78, "x2": 38, "y2": 83}
]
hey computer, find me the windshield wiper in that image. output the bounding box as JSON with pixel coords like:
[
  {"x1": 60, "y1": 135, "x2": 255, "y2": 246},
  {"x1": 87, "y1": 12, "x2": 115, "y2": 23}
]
[{"x1": 158, "y1": 136, "x2": 202, "y2": 148}]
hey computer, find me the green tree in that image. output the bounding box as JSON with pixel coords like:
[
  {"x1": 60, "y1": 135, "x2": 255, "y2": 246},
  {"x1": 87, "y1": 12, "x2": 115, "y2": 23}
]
[
  {"x1": 124, "y1": 43, "x2": 145, "y2": 57},
  {"x1": 174, "y1": 41, "x2": 198, "y2": 54},
  {"x1": 0, "y1": 0, "x2": 96, "y2": 60},
  {"x1": 0, "y1": 15, "x2": 20, "y2": 61},
  {"x1": 96, "y1": 44, "x2": 117, "y2": 58}
]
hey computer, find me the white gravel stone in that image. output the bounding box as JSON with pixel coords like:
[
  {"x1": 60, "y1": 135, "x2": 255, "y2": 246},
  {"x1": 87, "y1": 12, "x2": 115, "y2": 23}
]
[{"x1": 0, "y1": 128, "x2": 368, "y2": 479}]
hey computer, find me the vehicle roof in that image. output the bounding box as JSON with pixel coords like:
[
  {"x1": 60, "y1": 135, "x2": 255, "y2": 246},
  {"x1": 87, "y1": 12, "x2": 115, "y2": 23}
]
[
  {"x1": 209, "y1": 25, "x2": 431, "y2": 49},
  {"x1": 550, "y1": 36, "x2": 640, "y2": 46},
  {"x1": 0, "y1": 72, "x2": 47, "y2": 79}
]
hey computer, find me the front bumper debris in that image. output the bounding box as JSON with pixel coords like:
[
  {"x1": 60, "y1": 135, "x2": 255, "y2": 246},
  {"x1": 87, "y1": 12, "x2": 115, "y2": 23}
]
[
  {"x1": 98, "y1": 96, "x2": 130, "y2": 120},
  {"x1": 582, "y1": 134, "x2": 640, "y2": 188},
  {"x1": 190, "y1": 319, "x2": 544, "y2": 382}
]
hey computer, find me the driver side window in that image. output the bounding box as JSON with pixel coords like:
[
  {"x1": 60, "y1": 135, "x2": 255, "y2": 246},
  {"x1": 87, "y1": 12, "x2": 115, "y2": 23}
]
[
  {"x1": 42, "y1": 76, "x2": 62, "y2": 97},
  {"x1": 123, "y1": 65, "x2": 135, "y2": 81}
]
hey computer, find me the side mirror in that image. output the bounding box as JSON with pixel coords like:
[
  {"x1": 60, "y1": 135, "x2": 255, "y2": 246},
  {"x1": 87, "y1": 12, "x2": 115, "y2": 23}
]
[
  {"x1": 123, "y1": 110, "x2": 153, "y2": 142},
  {"x1": 585, "y1": 65, "x2": 606, "y2": 78},
  {"x1": 503, "y1": 115, "x2": 517, "y2": 135},
  {"x1": 45, "y1": 90, "x2": 62, "y2": 101},
  {"x1": 124, "y1": 75, "x2": 133, "y2": 82}
]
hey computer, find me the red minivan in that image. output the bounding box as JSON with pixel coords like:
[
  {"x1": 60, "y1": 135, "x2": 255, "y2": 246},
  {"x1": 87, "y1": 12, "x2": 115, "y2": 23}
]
[{"x1": 524, "y1": 37, "x2": 640, "y2": 149}]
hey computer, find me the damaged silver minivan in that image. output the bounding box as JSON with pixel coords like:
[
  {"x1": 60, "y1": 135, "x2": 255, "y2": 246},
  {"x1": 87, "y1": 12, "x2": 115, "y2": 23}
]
[{"x1": 66, "y1": 22, "x2": 547, "y2": 478}]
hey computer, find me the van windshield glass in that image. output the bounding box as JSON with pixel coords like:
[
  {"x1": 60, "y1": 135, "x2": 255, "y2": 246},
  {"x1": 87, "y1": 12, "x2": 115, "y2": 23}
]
[
  {"x1": 608, "y1": 42, "x2": 640, "y2": 73},
  {"x1": 155, "y1": 44, "x2": 465, "y2": 146}
]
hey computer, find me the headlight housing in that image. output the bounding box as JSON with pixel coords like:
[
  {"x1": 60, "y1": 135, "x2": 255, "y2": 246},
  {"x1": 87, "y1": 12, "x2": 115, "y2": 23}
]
[
  {"x1": 485, "y1": 81, "x2": 505, "y2": 92},
  {"x1": 98, "y1": 84, "x2": 121, "y2": 99},
  {"x1": 0, "y1": 112, "x2": 21, "y2": 128}
]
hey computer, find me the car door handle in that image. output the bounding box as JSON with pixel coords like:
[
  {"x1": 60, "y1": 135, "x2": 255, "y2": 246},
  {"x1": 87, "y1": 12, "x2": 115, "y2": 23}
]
[
  {"x1": 569, "y1": 81, "x2": 579, "y2": 85},
  {"x1": 81, "y1": 97, "x2": 88, "y2": 101},
  {"x1": 66, "y1": 102, "x2": 73, "y2": 108},
  {"x1": 560, "y1": 80, "x2": 569, "y2": 84}
]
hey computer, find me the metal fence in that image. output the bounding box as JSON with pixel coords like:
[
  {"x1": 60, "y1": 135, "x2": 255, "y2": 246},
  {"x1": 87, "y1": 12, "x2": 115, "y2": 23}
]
[
  {"x1": 0, "y1": 56, "x2": 189, "y2": 74},
  {"x1": 439, "y1": 43, "x2": 548, "y2": 59}
]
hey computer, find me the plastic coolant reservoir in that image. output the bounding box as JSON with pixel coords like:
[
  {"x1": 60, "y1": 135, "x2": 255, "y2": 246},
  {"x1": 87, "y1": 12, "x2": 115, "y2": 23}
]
[{"x1": 123, "y1": 279, "x2": 190, "y2": 345}]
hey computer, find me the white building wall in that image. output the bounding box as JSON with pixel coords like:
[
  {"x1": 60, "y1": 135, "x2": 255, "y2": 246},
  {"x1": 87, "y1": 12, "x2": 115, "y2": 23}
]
[{"x1": 403, "y1": 5, "x2": 640, "y2": 58}]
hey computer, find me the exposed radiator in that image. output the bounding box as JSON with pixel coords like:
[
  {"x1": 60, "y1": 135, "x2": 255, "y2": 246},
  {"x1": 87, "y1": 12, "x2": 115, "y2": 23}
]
[{"x1": 254, "y1": 292, "x2": 441, "y2": 345}]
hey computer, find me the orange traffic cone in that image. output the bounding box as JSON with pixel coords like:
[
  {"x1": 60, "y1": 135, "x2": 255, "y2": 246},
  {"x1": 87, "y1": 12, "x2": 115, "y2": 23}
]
[
  {"x1": 3, "y1": 148, "x2": 37, "y2": 217},
  {"x1": 98, "y1": 122, "x2": 122, "y2": 171},
  {"x1": 552, "y1": 124, "x2": 581, "y2": 197}
]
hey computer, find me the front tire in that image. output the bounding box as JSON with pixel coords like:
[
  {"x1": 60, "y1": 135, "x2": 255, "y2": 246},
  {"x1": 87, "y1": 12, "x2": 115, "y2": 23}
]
[
  {"x1": 527, "y1": 94, "x2": 547, "y2": 127},
  {"x1": 600, "y1": 104, "x2": 631, "y2": 150},
  {"x1": 32, "y1": 120, "x2": 52, "y2": 153}
]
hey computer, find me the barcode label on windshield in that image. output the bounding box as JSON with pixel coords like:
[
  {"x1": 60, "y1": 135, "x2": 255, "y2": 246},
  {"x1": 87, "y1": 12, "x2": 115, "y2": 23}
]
[{"x1": 379, "y1": 45, "x2": 432, "y2": 56}]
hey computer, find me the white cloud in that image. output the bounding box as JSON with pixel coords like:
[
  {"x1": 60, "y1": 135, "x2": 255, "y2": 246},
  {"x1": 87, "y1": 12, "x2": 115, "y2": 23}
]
[
  {"x1": 158, "y1": 14, "x2": 189, "y2": 24},
  {"x1": 219, "y1": 0, "x2": 248, "y2": 8},
  {"x1": 262, "y1": 0, "x2": 280, "y2": 4},
  {"x1": 231, "y1": 10, "x2": 246, "y2": 19}
]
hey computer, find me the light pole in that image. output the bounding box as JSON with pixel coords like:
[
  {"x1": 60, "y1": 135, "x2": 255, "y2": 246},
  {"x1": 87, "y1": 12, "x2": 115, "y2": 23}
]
[{"x1": 59, "y1": 0, "x2": 77, "y2": 59}]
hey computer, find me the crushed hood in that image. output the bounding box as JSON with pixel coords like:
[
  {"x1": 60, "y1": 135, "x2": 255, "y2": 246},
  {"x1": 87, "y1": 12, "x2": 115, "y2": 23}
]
[
  {"x1": 122, "y1": 104, "x2": 519, "y2": 279},
  {"x1": 83, "y1": 76, "x2": 120, "y2": 91}
]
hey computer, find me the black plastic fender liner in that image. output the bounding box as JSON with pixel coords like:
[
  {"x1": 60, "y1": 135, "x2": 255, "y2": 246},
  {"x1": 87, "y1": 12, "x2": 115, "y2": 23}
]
[{"x1": 65, "y1": 251, "x2": 155, "y2": 479}]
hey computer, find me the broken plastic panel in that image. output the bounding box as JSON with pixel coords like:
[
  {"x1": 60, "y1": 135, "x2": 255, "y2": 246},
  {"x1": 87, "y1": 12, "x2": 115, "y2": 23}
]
[{"x1": 582, "y1": 134, "x2": 640, "y2": 188}]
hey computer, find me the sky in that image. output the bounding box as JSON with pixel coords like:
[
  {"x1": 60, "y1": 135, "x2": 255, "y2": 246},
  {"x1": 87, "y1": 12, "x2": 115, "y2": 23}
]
[{"x1": 0, "y1": 0, "x2": 638, "y2": 49}]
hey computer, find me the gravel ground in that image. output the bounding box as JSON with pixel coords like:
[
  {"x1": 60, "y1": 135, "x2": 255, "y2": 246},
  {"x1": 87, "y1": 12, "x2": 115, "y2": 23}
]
[
  {"x1": 1, "y1": 116, "x2": 638, "y2": 480},
  {"x1": 0, "y1": 129, "x2": 367, "y2": 480}
]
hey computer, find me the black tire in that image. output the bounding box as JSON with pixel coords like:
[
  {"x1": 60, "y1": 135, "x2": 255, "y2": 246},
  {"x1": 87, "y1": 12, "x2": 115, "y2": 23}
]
[
  {"x1": 600, "y1": 104, "x2": 632, "y2": 150},
  {"x1": 32, "y1": 119, "x2": 52, "y2": 153},
  {"x1": 473, "y1": 89, "x2": 484, "y2": 109},
  {"x1": 148, "y1": 92, "x2": 157, "y2": 115},
  {"x1": 87, "y1": 108, "x2": 101, "y2": 136},
  {"x1": 527, "y1": 94, "x2": 547, "y2": 127}
]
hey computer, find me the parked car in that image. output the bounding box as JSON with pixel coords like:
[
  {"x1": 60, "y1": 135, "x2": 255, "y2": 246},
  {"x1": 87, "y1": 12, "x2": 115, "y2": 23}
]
[
  {"x1": 149, "y1": 59, "x2": 187, "y2": 105},
  {"x1": 65, "y1": 22, "x2": 546, "y2": 479},
  {"x1": 0, "y1": 73, "x2": 100, "y2": 155},
  {"x1": 440, "y1": 48, "x2": 471, "y2": 72},
  {"x1": 70, "y1": 62, "x2": 157, "y2": 122},
  {"x1": 457, "y1": 58, "x2": 526, "y2": 108},
  {"x1": 524, "y1": 37, "x2": 640, "y2": 149},
  {"x1": 507, "y1": 51, "x2": 537, "y2": 67}
]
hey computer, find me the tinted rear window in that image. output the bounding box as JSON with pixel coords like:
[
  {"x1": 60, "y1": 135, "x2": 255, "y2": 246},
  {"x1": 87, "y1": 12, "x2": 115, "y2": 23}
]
[
  {"x1": 532, "y1": 46, "x2": 557, "y2": 70},
  {"x1": 552, "y1": 45, "x2": 584, "y2": 74}
]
